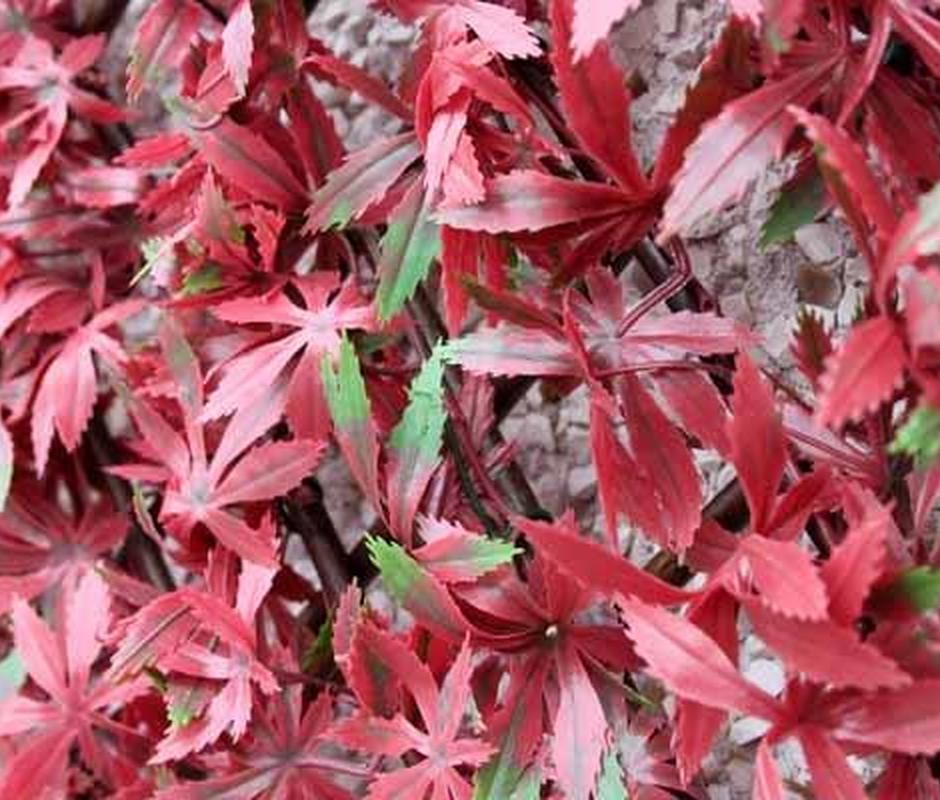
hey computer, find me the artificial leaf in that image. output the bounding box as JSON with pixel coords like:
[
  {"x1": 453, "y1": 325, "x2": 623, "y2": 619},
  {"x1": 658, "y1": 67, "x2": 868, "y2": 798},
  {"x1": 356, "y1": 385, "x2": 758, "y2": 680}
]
[
  {"x1": 661, "y1": 60, "x2": 836, "y2": 239},
  {"x1": 376, "y1": 180, "x2": 441, "y2": 321},
  {"x1": 386, "y1": 345, "x2": 448, "y2": 543},
  {"x1": 817, "y1": 316, "x2": 906, "y2": 428},
  {"x1": 366, "y1": 536, "x2": 469, "y2": 641}
]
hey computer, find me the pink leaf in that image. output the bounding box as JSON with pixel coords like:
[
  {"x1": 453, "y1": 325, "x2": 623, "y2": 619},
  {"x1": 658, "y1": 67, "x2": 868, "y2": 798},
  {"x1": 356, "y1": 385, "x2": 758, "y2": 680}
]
[
  {"x1": 570, "y1": 0, "x2": 640, "y2": 60},
  {"x1": 746, "y1": 602, "x2": 910, "y2": 691},
  {"x1": 221, "y1": 0, "x2": 254, "y2": 95},
  {"x1": 798, "y1": 726, "x2": 868, "y2": 800},
  {"x1": 197, "y1": 119, "x2": 308, "y2": 210},
  {"x1": 517, "y1": 514, "x2": 697, "y2": 606},
  {"x1": 453, "y1": 0, "x2": 540, "y2": 59},
  {"x1": 661, "y1": 59, "x2": 836, "y2": 239},
  {"x1": 306, "y1": 133, "x2": 421, "y2": 233},
  {"x1": 436, "y1": 170, "x2": 634, "y2": 233},
  {"x1": 727, "y1": 353, "x2": 787, "y2": 534},
  {"x1": 821, "y1": 487, "x2": 891, "y2": 625},
  {"x1": 735, "y1": 535, "x2": 829, "y2": 620},
  {"x1": 552, "y1": 639, "x2": 607, "y2": 800},
  {"x1": 822, "y1": 679, "x2": 940, "y2": 754},
  {"x1": 126, "y1": 0, "x2": 201, "y2": 102},
  {"x1": 754, "y1": 739, "x2": 786, "y2": 800},
  {"x1": 618, "y1": 374, "x2": 702, "y2": 553},
  {"x1": 619, "y1": 596, "x2": 781, "y2": 720},
  {"x1": 212, "y1": 440, "x2": 324, "y2": 507},
  {"x1": 11, "y1": 597, "x2": 66, "y2": 700},
  {"x1": 816, "y1": 316, "x2": 907, "y2": 429},
  {"x1": 551, "y1": 0, "x2": 647, "y2": 193}
]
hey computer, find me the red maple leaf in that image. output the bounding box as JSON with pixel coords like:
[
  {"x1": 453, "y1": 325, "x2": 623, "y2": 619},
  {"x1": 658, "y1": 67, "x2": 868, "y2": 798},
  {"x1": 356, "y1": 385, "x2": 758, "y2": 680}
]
[
  {"x1": 0, "y1": 572, "x2": 149, "y2": 796},
  {"x1": 334, "y1": 631, "x2": 494, "y2": 800}
]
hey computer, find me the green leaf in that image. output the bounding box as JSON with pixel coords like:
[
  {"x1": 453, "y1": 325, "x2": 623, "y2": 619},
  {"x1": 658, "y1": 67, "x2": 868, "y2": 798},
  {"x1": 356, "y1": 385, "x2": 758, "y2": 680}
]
[
  {"x1": 376, "y1": 181, "x2": 441, "y2": 321},
  {"x1": 890, "y1": 404, "x2": 940, "y2": 468},
  {"x1": 881, "y1": 566, "x2": 940, "y2": 614},
  {"x1": 168, "y1": 702, "x2": 197, "y2": 728},
  {"x1": 132, "y1": 236, "x2": 176, "y2": 287},
  {"x1": 760, "y1": 167, "x2": 827, "y2": 247},
  {"x1": 366, "y1": 535, "x2": 427, "y2": 606},
  {"x1": 144, "y1": 666, "x2": 168, "y2": 693},
  {"x1": 389, "y1": 344, "x2": 447, "y2": 464},
  {"x1": 303, "y1": 615, "x2": 334, "y2": 673},
  {"x1": 474, "y1": 761, "x2": 541, "y2": 800},
  {"x1": 366, "y1": 534, "x2": 468, "y2": 640},
  {"x1": 180, "y1": 263, "x2": 224, "y2": 296},
  {"x1": 596, "y1": 750, "x2": 628, "y2": 800},
  {"x1": 322, "y1": 336, "x2": 371, "y2": 429}
]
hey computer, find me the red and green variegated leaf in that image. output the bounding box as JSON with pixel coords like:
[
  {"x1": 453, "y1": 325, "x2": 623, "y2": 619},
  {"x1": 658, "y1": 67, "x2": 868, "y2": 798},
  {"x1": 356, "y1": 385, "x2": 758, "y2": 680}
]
[
  {"x1": 824, "y1": 679, "x2": 940, "y2": 754},
  {"x1": 305, "y1": 133, "x2": 421, "y2": 233},
  {"x1": 552, "y1": 638, "x2": 607, "y2": 800},
  {"x1": 734, "y1": 535, "x2": 829, "y2": 620},
  {"x1": 570, "y1": 0, "x2": 640, "y2": 60},
  {"x1": 376, "y1": 180, "x2": 441, "y2": 322},
  {"x1": 821, "y1": 487, "x2": 891, "y2": 625},
  {"x1": 551, "y1": 0, "x2": 647, "y2": 194},
  {"x1": 745, "y1": 601, "x2": 910, "y2": 691},
  {"x1": 344, "y1": 623, "x2": 404, "y2": 719},
  {"x1": 816, "y1": 316, "x2": 906, "y2": 429},
  {"x1": 618, "y1": 596, "x2": 782, "y2": 721},
  {"x1": 516, "y1": 515, "x2": 697, "y2": 606},
  {"x1": 127, "y1": 0, "x2": 202, "y2": 102},
  {"x1": 196, "y1": 119, "x2": 307, "y2": 211},
  {"x1": 322, "y1": 338, "x2": 383, "y2": 513},
  {"x1": 444, "y1": 326, "x2": 577, "y2": 377},
  {"x1": 727, "y1": 353, "x2": 787, "y2": 535},
  {"x1": 436, "y1": 171, "x2": 635, "y2": 234},
  {"x1": 660, "y1": 59, "x2": 836, "y2": 240},
  {"x1": 798, "y1": 726, "x2": 868, "y2": 800},
  {"x1": 618, "y1": 374, "x2": 702, "y2": 553},
  {"x1": 654, "y1": 17, "x2": 754, "y2": 188},
  {"x1": 366, "y1": 536, "x2": 469, "y2": 642},
  {"x1": 386, "y1": 346, "x2": 447, "y2": 544},
  {"x1": 415, "y1": 518, "x2": 519, "y2": 582}
]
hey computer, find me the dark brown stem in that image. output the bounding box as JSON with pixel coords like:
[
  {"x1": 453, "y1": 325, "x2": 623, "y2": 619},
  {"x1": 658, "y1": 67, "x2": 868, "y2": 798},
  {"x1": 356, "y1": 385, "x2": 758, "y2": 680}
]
[
  {"x1": 281, "y1": 480, "x2": 351, "y2": 607},
  {"x1": 85, "y1": 417, "x2": 175, "y2": 592}
]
